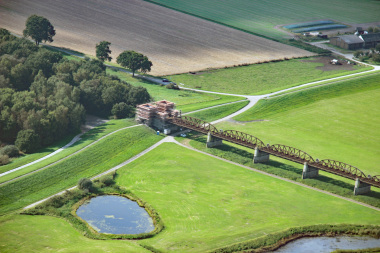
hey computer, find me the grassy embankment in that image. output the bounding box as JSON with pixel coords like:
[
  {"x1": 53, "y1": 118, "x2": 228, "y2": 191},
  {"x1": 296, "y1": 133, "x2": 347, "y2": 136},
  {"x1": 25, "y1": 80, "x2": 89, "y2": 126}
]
[
  {"x1": 0, "y1": 119, "x2": 136, "y2": 178},
  {"x1": 227, "y1": 72, "x2": 380, "y2": 176},
  {"x1": 165, "y1": 58, "x2": 371, "y2": 95},
  {"x1": 145, "y1": 0, "x2": 380, "y2": 40},
  {"x1": 186, "y1": 100, "x2": 250, "y2": 122},
  {"x1": 0, "y1": 126, "x2": 163, "y2": 215},
  {"x1": 1, "y1": 143, "x2": 379, "y2": 253}
]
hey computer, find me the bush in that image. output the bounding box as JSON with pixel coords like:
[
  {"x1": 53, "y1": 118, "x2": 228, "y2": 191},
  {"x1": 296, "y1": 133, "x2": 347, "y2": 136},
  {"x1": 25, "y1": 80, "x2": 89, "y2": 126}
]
[
  {"x1": 78, "y1": 178, "x2": 93, "y2": 192},
  {"x1": 372, "y1": 53, "x2": 380, "y2": 63},
  {"x1": 99, "y1": 175, "x2": 115, "y2": 186},
  {"x1": 111, "y1": 102, "x2": 134, "y2": 119},
  {"x1": 0, "y1": 145, "x2": 19, "y2": 157},
  {"x1": 0, "y1": 155, "x2": 9, "y2": 165},
  {"x1": 15, "y1": 129, "x2": 40, "y2": 153},
  {"x1": 166, "y1": 82, "x2": 179, "y2": 90}
]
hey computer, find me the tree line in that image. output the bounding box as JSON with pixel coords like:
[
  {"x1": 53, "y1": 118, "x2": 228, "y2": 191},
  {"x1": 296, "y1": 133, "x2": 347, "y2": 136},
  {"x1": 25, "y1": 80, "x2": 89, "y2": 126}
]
[{"x1": 0, "y1": 27, "x2": 151, "y2": 161}]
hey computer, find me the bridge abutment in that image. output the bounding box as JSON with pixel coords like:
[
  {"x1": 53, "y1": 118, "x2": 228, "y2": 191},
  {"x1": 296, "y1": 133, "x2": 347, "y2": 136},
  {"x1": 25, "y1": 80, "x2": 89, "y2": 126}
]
[
  {"x1": 302, "y1": 162, "x2": 319, "y2": 179},
  {"x1": 206, "y1": 132, "x2": 223, "y2": 148},
  {"x1": 253, "y1": 147, "x2": 270, "y2": 163},
  {"x1": 354, "y1": 178, "x2": 371, "y2": 195}
]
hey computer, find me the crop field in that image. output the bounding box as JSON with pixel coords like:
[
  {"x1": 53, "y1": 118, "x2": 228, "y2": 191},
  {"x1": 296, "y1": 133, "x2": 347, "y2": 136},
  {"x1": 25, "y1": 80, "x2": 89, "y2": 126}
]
[
  {"x1": 0, "y1": 126, "x2": 163, "y2": 214},
  {"x1": 1, "y1": 143, "x2": 378, "y2": 252},
  {"x1": 0, "y1": 0, "x2": 312, "y2": 76},
  {"x1": 166, "y1": 57, "x2": 371, "y2": 95},
  {"x1": 216, "y1": 73, "x2": 380, "y2": 176},
  {"x1": 146, "y1": 0, "x2": 380, "y2": 40}
]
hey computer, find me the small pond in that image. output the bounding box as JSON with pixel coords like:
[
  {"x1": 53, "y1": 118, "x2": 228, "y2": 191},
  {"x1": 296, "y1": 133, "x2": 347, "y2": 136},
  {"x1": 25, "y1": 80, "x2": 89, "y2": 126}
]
[
  {"x1": 275, "y1": 236, "x2": 380, "y2": 253},
  {"x1": 76, "y1": 195, "x2": 154, "y2": 234}
]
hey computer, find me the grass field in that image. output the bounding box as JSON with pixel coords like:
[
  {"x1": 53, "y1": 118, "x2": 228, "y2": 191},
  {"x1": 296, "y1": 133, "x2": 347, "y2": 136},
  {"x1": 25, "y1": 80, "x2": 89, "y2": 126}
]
[
  {"x1": 216, "y1": 73, "x2": 380, "y2": 176},
  {"x1": 1, "y1": 145, "x2": 378, "y2": 252},
  {"x1": 0, "y1": 0, "x2": 312, "y2": 75},
  {"x1": 0, "y1": 126, "x2": 163, "y2": 215},
  {"x1": 0, "y1": 215, "x2": 149, "y2": 253},
  {"x1": 146, "y1": 0, "x2": 380, "y2": 40},
  {"x1": 166, "y1": 57, "x2": 371, "y2": 95},
  {"x1": 115, "y1": 143, "x2": 380, "y2": 252},
  {"x1": 0, "y1": 119, "x2": 138, "y2": 183},
  {"x1": 107, "y1": 69, "x2": 242, "y2": 112}
]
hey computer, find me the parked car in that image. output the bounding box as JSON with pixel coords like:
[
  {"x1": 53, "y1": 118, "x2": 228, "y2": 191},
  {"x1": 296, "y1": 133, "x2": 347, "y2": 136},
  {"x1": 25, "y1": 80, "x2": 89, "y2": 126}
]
[{"x1": 162, "y1": 78, "x2": 169, "y2": 82}]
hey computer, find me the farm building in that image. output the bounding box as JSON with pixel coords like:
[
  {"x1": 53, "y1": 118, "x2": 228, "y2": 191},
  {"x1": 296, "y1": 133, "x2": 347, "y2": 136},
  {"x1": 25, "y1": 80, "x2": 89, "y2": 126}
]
[{"x1": 330, "y1": 33, "x2": 380, "y2": 50}]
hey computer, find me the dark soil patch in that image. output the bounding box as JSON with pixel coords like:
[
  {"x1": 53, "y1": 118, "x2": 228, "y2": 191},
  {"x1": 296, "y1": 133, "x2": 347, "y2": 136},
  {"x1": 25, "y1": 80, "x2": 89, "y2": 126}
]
[{"x1": 300, "y1": 56, "x2": 357, "y2": 71}]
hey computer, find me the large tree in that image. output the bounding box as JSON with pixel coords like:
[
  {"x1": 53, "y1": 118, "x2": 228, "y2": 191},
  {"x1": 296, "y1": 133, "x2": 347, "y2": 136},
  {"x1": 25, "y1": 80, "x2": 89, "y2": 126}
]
[
  {"x1": 96, "y1": 41, "x2": 112, "y2": 62},
  {"x1": 116, "y1": 50, "x2": 152, "y2": 77},
  {"x1": 23, "y1": 15, "x2": 55, "y2": 46}
]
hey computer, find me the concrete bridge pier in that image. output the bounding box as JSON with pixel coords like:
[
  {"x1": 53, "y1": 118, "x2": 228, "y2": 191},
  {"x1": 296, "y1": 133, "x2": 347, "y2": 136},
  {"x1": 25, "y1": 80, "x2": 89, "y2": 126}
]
[
  {"x1": 354, "y1": 178, "x2": 371, "y2": 195},
  {"x1": 302, "y1": 162, "x2": 319, "y2": 179},
  {"x1": 253, "y1": 147, "x2": 270, "y2": 163},
  {"x1": 206, "y1": 132, "x2": 223, "y2": 148}
]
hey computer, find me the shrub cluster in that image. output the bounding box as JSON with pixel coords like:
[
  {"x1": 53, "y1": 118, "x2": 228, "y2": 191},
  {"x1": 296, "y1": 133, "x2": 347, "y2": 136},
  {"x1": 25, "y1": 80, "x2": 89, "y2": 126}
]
[{"x1": 354, "y1": 45, "x2": 380, "y2": 63}]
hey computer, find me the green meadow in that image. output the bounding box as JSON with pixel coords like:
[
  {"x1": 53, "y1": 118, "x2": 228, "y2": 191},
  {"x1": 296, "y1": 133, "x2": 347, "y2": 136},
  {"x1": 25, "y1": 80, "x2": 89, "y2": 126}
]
[
  {"x1": 1, "y1": 143, "x2": 378, "y2": 252},
  {"x1": 165, "y1": 58, "x2": 370, "y2": 95},
  {"x1": 217, "y1": 73, "x2": 380, "y2": 176},
  {"x1": 145, "y1": 0, "x2": 380, "y2": 40},
  {"x1": 117, "y1": 143, "x2": 379, "y2": 252}
]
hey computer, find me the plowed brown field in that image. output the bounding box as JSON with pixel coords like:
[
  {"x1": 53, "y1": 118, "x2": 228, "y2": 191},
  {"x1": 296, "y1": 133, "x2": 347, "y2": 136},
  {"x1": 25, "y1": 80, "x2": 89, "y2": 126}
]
[{"x1": 0, "y1": 0, "x2": 314, "y2": 75}]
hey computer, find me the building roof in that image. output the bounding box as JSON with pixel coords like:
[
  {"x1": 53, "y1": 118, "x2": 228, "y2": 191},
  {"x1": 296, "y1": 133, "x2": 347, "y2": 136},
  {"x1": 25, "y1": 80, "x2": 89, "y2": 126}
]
[
  {"x1": 361, "y1": 33, "x2": 380, "y2": 43},
  {"x1": 338, "y1": 35, "x2": 364, "y2": 44}
]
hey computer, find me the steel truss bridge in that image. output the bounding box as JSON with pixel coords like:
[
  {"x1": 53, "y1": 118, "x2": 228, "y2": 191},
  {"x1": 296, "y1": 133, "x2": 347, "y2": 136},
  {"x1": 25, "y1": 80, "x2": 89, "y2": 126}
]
[{"x1": 170, "y1": 115, "x2": 380, "y2": 188}]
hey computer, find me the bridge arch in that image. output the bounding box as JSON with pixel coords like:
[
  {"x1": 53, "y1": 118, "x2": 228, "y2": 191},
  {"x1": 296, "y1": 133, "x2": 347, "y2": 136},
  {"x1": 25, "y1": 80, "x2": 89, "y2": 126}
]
[
  {"x1": 269, "y1": 144, "x2": 315, "y2": 163},
  {"x1": 221, "y1": 130, "x2": 265, "y2": 148},
  {"x1": 318, "y1": 159, "x2": 366, "y2": 178},
  {"x1": 174, "y1": 115, "x2": 218, "y2": 134}
]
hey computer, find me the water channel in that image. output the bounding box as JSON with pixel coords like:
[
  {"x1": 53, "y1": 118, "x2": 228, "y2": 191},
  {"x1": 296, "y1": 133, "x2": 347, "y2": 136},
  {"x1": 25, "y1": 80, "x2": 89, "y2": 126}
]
[
  {"x1": 275, "y1": 236, "x2": 380, "y2": 253},
  {"x1": 76, "y1": 195, "x2": 154, "y2": 234}
]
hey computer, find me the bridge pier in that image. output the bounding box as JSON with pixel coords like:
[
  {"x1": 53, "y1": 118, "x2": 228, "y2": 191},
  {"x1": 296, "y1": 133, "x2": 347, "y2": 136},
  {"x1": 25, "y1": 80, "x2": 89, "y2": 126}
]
[
  {"x1": 354, "y1": 178, "x2": 371, "y2": 195},
  {"x1": 206, "y1": 132, "x2": 223, "y2": 148},
  {"x1": 253, "y1": 147, "x2": 270, "y2": 163},
  {"x1": 302, "y1": 162, "x2": 319, "y2": 179}
]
